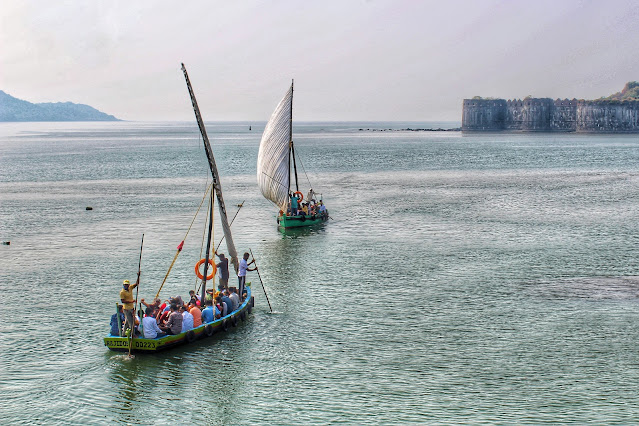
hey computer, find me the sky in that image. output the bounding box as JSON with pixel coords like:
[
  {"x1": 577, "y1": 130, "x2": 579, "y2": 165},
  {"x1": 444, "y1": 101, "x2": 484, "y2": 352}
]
[{"x1": 1, "y1": 0, "x2": 638, "y2": 122}]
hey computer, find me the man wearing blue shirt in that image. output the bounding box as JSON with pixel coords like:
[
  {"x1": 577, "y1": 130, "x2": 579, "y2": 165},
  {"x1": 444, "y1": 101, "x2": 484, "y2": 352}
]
[
  {"x1": 110, "y1": 305, "x2": 124, "y2": 336},
  {"x1": 201, "y1": 300, "x2": 219, "y2": 323},
  {"x1": 221, "y1": 291, "x2": 234, "y2": 316}
]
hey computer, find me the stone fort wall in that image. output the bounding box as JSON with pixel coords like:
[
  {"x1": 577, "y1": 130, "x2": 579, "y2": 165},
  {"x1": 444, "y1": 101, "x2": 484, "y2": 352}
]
[{"x1": 462, "y1": 98, "x2": 639, "y2": 132}]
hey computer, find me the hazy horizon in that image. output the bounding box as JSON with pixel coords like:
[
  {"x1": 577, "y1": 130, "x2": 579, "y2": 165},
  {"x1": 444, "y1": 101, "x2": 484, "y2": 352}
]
[{"x1": 2, "y1": 0, "x2": 638, "y2": 122}]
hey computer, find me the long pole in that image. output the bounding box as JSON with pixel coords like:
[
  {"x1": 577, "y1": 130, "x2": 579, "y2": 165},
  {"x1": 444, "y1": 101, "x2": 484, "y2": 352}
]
[
  {"x1": 249, "y1": 248, "x2": 272, "y2": 313},
  {"x1": 289, "y1": 80, "x2": 299, "y2": 192},
  {"x1": 115, "y1": 303, "x2": 122, "y2": 337},
  {"x1": 201, "y1": 194, "x2": 214, "y2": 303},
  {"x1": 181, "y1": 63, "x2": 239, "y2": 275},
  {"x1": 129, "y1": 233, "x2": 144, "y2": 357}
]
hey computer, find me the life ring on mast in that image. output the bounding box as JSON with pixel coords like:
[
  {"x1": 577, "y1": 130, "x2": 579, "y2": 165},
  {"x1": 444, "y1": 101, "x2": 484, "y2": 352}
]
[
  {"x1": 195, "y1": 258, "x2": 217, "y2": 280},
  {"x1": 293, "y1": 191, "x2": 304, "y2": 202}
]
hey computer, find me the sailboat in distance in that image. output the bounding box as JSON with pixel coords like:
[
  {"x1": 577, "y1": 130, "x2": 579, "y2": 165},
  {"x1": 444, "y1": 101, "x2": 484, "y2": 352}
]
[{"x1": 257, "y1": 81, "x2": 329, "y2": 229}]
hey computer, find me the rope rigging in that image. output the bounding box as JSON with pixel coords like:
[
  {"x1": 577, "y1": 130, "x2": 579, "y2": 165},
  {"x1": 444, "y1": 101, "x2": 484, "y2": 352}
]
[
  {"x1": 294, "y1": 149, "x2": 319, "y2": 196},
  {"x1": 154, "y1": 182, "x2": 212, "y2": 299},
  {"x1": 196, "y1": 193, "x2": 214, "y2": 295}
]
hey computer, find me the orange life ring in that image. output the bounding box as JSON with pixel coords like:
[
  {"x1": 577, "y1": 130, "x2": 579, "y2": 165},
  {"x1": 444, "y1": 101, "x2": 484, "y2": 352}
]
[
  {"x1": 195, "y1": 258, "x2": 216, "y2": 280},
  {"x1": 293, "y1": 191, "x2": 304, "y2": 202}
]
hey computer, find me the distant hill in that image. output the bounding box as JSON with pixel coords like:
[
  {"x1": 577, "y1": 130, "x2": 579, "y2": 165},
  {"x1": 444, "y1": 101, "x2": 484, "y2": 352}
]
[
  {"x1": 0, "y1": 90, "x2": 120, "y2": 122},
  {"x1": 602, "y1": 81, "x2": 639, "y2": 101}
]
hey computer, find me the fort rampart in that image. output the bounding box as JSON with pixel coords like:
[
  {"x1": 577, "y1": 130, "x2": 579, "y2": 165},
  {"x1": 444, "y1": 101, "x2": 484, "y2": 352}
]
[{"x1": 462, "y1": 98, "x2": 639, "y2": 132}]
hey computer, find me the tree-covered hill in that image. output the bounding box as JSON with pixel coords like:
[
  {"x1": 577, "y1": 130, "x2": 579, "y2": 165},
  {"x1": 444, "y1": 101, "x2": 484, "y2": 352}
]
[
  {"x1": 0, "y1": 90, "x2": 120, "y2": 121},
  {"x1": 602, "y1": 82, "x2": 639, "y2": 101}
]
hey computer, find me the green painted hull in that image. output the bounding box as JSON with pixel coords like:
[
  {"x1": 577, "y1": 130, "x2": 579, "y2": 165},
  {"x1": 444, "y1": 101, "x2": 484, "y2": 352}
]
[
  {"x1": 277, "y1": 213, "x2": 329, "y2": 229},
  {"x1": 104, "y1": 288, "x2": 253, "y2": 353}
]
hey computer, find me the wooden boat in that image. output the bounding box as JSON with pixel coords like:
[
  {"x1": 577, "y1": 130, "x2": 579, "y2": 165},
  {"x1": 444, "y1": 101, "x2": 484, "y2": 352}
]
[
  {"x1": 104, "y1": 288, "x2": 254, "y2": 352},
  {"x1": 104, "y1": 64, "x2": 253, "y2": 353},
  {"x1": 257, "y1": 81, "x2": 329, "y2": 229}
]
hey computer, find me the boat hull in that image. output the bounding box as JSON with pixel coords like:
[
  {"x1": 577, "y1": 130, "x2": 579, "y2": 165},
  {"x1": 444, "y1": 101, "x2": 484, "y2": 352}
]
[
  {"x1": 104, "y1": 288, "x2": 254, "y2": 353},
  {"x1": 277, "y1": 213, "x2": 328, "y2": 229}
]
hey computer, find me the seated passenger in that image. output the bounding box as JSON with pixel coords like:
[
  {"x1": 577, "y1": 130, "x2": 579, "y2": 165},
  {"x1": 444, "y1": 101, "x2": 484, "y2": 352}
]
[
  {"x1": 188, "y1": 290, "x2": 200, "y2": 304},
  {"x1": 189, "y1": 301, "x2": 202, "y2": 327},
  {"x1": 142, "y1": 307, "x2": 165, "y2": 339},
  {"x1": 167, "y1": 295, "x2": 183, "y2": 310},
  {"x1": 157, "y1": 308, "x2": 170, "y2": 327},
  {"x1": 140, "y1": 297, "x2": 161, "y2": 312},
  {"x1": 181, "y1": 305, "x2": 194, "y2": 332},
  {"x1": 205, "y1": 289, "x2": 214, "y2": 304},
  {"x1": 159, "y1": 304, "x2": 183, "y2": 335},
  {"x1": 110, "y1": 305, "x2": 124, "y2": 336},
  {"x1": 229, "y1": 287, "x2": 240, "y2": 311},
  {"x1": 215, "y1": 295, "x2": 228, "y2": 317},
  {"x1": 133, "y1": 313, "x2": 141, "y2": 337},
  {"x1": 201, "y1": 299, "x2": 219, "y2": 323},
  {"x1": 221, "y1": 291, "x2": 234, "y2": 315},
  {"x1": 301, "y1": 203, "x2": 309, "y2": 215}
]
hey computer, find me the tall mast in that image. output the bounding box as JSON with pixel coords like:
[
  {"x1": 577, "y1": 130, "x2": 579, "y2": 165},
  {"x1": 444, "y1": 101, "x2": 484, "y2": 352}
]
[
  {"x1": 181, "y1": 63, "x2": 239, "y2": 277},
  {"x1": 289, "y1": 80, "x2": 300, "y2": 192},
  {"x1": 201, "y1": 194, "x2": 214, "y2": 302}
]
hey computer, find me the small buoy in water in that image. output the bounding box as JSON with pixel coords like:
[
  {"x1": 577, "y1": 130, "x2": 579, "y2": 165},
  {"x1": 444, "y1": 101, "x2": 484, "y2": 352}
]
[
  {"x1": 2, "y1": 241, "x2": 10, "y2": 245},
  {"x1": 86, "y1": 207, "x2": 93, "y2": 210}
]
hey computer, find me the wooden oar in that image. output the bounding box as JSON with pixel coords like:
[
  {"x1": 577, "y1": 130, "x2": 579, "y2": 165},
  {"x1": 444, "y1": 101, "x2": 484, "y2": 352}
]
[
  {"x1": 128, "y1": 234, "x2": 144, "y2": 358},
  {"x1": 249, "y1": 248, "x2": 272, "y2": 313}
]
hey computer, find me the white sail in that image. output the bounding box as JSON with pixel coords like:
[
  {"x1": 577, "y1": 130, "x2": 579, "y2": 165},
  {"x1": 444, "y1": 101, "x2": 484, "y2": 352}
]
[{"x1": 257, "y1": 84, "x2": 293, "y2": 211}]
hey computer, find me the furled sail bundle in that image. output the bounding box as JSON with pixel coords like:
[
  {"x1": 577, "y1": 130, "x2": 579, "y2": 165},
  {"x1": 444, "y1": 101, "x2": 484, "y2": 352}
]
[{"x1": 257, "y1": 84, "x2": 293, "y2": 211}]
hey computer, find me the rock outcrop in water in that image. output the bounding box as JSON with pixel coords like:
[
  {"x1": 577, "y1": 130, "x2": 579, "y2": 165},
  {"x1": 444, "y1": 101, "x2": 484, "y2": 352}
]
[
  {"x1": 462, "y1": 82, "x2": 639, "y2": 133},
  {"x1": 0, "y1": 90, "x2": 119, "y2": 122}
]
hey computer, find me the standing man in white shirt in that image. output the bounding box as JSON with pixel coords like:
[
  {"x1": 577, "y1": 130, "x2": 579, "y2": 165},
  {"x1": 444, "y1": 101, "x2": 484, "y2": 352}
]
[{"x1": 238, "y1": 252, "x2": 256, "y2": 300}]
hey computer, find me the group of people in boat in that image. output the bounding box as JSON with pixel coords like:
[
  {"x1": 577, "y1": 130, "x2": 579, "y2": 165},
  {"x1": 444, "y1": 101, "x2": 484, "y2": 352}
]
[
  {"x1": 111, "y1": 251, "x2": 256, "y2": 340},
  {"x1": 284, "y1": 188, "x2": 328, "y2": 218}
]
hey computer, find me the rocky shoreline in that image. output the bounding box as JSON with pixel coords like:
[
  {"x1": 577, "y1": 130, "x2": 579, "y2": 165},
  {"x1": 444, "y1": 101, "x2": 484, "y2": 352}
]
[{"x1": 359, "y1": 127, "x2": 461, "y2": 132}]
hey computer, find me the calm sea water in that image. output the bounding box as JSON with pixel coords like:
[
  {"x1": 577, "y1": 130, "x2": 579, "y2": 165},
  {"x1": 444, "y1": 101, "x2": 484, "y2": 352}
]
[{"x1": 2, "y1": 121, "x2": 639, "y2": 424}]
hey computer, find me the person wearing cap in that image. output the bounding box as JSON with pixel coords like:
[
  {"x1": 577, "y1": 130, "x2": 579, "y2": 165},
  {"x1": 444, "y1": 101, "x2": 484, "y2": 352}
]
[{"x1": 119, "y1": 279, "x2": 138, "y2": 336}]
